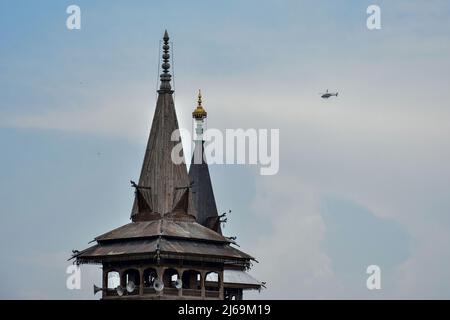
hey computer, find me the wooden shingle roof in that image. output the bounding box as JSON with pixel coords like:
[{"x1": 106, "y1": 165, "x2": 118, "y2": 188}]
[{"x1": 95, "y1": 219, "x2": 230, "y2": 243}]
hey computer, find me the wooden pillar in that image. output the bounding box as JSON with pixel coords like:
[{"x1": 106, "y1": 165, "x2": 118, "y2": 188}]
[
  {"x1": 157, "y1": 267, "x2": 164, "y2": 297},
  {"x1": 102, "y1": 268, "x2": 108, "y2": 299},
  {"x1": 119, "y1": 269, "x2": 124, "y2": 288},
  {"x1": 102, "y1": 269, "x2": 107, "y2": 290},
  {"x1": 201, "y1": 271, "x2": 206, "y2": 299},
  {"x1": 178, "y1": 268, "x2": 183, "y2": 298},
  {"x1": 139, "y1": 268, "x2": 144, "y2": 296},
  {"x1": 219, "y1": 270, "x2": 224, "y2": 300}
]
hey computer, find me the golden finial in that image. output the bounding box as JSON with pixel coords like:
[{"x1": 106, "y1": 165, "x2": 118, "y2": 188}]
[{"x1": 192, "y1": 89, "x2": 207, "y2": 119}]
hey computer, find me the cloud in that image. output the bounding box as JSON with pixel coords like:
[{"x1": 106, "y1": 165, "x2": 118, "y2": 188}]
[
  {"x1": 3, "y1": 87, "x2": 152, "y2": 143},
  {"x1": 0, "y1": 251, "x2": 100, "y2": 299},
  {"x1": 394, "y1": 222, "x2": 450, "y2": 298},
  {"x1": 245, "y1": 175, "x2": 340, "y2": 299}
]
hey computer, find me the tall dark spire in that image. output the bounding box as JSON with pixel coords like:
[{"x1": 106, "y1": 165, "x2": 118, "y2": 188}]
[
  {"x1": 158, "y1": 30, "x2": 173, "y2": 93},
  {"x1": 131, "y1": 30, "x2": 193, "y2": 221}
]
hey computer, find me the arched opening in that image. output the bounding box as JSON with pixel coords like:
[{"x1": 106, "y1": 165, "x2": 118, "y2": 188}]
[
  {"x1": 205, "y1": 271, "x2": 220, "y2": 298},
  {"x1": 143, "y1": 268, "x2": 157, "y2": 287},
  {"x1": 107, "y1": 271, "x2": 120, "y2": 289},
  {"x1": 163, "y1": 268, "x2": 180, "y2": 296},
  {"x1": 182, "y1": 270, "x2": 202, "y2": 297},
  {"x1": 143, "y1": 268, "x2": 158, "y2": 294},
  {"x1": 122, "y1": 268, "x2": 140, "y2": 295},
  {"x1": 205, "y1": 272, "x2": 220, "y2": 291},
  {"x1": 163, "y1": 268, "x2": 180, "y2": 288}
]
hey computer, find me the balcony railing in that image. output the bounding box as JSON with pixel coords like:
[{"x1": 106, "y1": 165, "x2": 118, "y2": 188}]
[
  {"x1": 205, "y1": 290, "x2": 220, "y2": 298},
  {"x1": 143, "y1": 287, "x2": 156, "y2": 295},
  {"x1": 105, "y1": 287, "x2": 220, "y2": 299},
  {"x1": 163, "y1": 287, "x2": 179, "y2": 296},
  {"x1": 182, "y1": 289, "x2": 202, "y2": 297}
]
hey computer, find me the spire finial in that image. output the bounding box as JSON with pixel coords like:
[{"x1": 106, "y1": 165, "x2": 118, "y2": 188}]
[
  {"x1": 158, "y1": 30, "x2": 173, "y2": 93},
  {"x1": 198, "y1": 89, "x2": 202, "y2": 107},
  {"x1": 193, "y1": 89, "x2": 207, "y2": 119}
]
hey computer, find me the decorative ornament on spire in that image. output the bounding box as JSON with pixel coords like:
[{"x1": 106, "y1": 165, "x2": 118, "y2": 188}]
[
  {"x1": 158, "y1": 30, "x2": 173, "y2": 93},
  {"x1": 193, "y1": 89, "x2": 207, "y2": 144},
  {"x1": 192, "y1": 89, "x2": 207, "y2": 119}
]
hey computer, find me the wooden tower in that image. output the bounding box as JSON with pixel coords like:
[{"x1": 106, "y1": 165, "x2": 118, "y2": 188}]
[{"x1": 71, "y1": 31, "x2": 262, "y2": 300}]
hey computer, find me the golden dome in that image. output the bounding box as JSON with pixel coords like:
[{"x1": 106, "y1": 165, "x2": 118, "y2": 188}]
[{"x1": 192, "y1": 89, "x2": 207, "y2": 119}]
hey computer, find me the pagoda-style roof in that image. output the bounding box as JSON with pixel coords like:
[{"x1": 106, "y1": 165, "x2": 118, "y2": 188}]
[
  {"x1": 73, "y1": 216, "x2": 252, "y2": 264},
  {"x1": 95, "y1": 219, "x2": 230, "y2": 243},
  {"x1": 73, "y1": 237, "x2": 252, "y2": 265}
]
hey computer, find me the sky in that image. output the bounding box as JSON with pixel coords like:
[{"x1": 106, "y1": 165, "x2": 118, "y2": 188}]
[{"x1": 1, "y1": 0, "x2": 450, "y2": 299}]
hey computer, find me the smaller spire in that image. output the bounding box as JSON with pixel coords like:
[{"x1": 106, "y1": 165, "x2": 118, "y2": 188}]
[
  {"x1": 192, "y1": 89, "x2": 207, "y2": 119},
  {"x1": 158, "y1": 30, "x2": 173, "y2": 93}
]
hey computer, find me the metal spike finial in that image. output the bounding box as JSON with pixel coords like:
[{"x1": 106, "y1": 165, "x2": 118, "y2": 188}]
[
  {"x1": 158, "y1": 30, "x2": 173, "y2": 93},
  {"x1": 198, "y1": 89, "x2": 202, "y2": 106}
]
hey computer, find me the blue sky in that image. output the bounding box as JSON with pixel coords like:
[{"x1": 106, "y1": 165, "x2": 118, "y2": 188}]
[{"x1": 1, "y1": 0, "x2": 450, "y2": 299}]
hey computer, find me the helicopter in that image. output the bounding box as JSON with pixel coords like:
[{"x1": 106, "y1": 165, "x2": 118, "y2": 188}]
[{"x1": 320, "y1": 89, "x2": 338, "y2": 99}]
